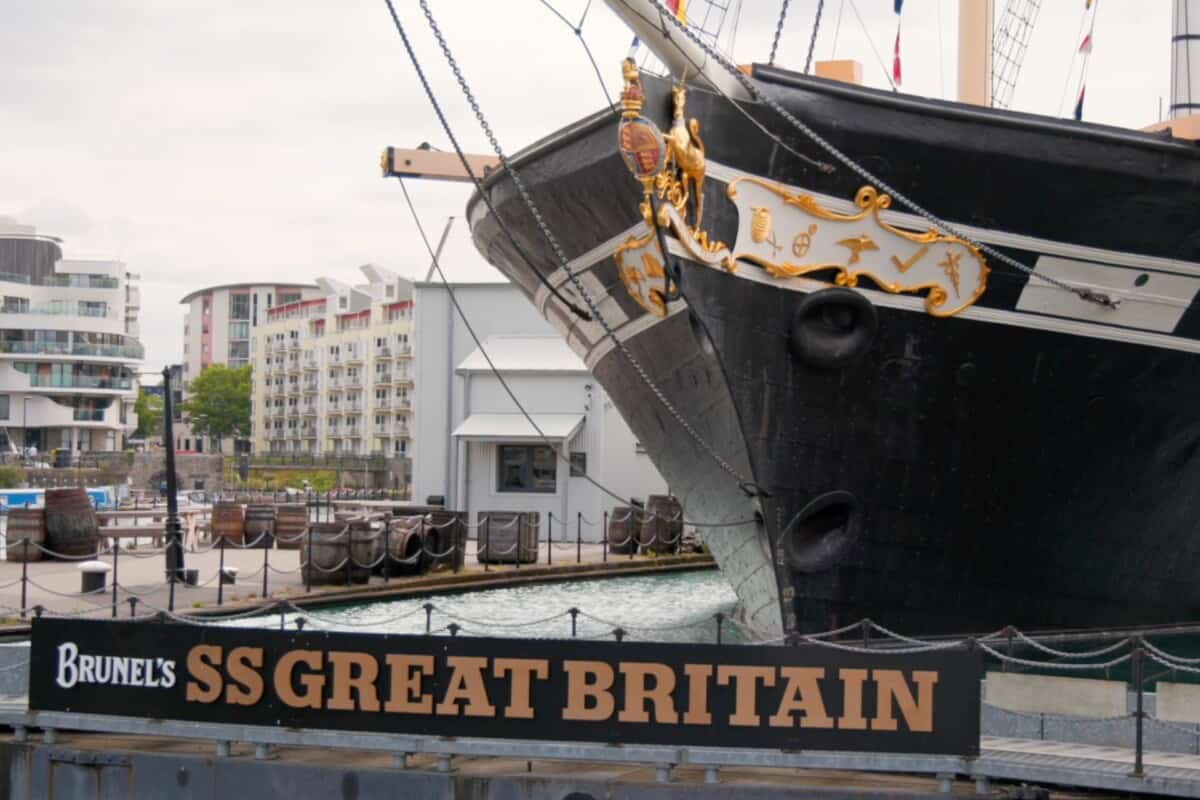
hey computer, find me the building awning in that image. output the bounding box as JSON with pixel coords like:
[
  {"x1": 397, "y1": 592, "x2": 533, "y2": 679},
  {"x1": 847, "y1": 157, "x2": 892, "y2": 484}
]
[{"x1": 451, "y1": 413, "x2": 584, "y2": 443}]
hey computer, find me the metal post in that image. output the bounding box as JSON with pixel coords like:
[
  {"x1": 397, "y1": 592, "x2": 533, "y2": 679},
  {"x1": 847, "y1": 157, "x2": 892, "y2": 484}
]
[
  {"x1": 262, "y1": 536, "x2": 269, "y2": 597},
  {"x1": 862, "y1": 619, "x2": 871, "y2": 649},
  {"x1": 111, "y1": 538, "x2": 119, "y2": 618},
  {"x1": 304, "y1": 521, "x2": 313, "y2": 594},
  {"x1": 569, "y1": 607, "x2": 579, "y2": 637},
  {"x1": 128, "y1": 597, "x2": 138, "y2": 618},
  {"x1": 168, "y1": 556, "x2": 176, "y2": 612},
  {"x1": 614, "y1": 627, "x2": 625, "y2": 642},
  {"x1": 715, "y1": 611, "x2": 724, "y2": 645},
  {"x1": 547, "y1": 514, "x2": 552, "y2": 566},
  {"x1": 483, "y1": 516, "x2": 490, "y2": 573},
  {"x1": 383, "y1": 522, "x2": 391, "y2": 583},
  {"x1": 515, "y1": 516, "x2": 521, "y2": 570},
  {"x1": 630, "y1": 508, "x2": 637, "y2": 560},
  {"x1": 279, "y1": 603, "x2": 286, "y2": 631},
  {"x1": 576, "y1": 511, "x2": 582, "y2": 564},
  {"x1": 217, "y1": 536, "x2": 226, "y2": 607},
  {"x1": 424, "y1": 602, "x2": 433, "y2": 634},
  {"x1": 19, "y1": 546, "x2": 28, "y2": 619},
  {"x1": 448, "y1": 622, "x2": 459, "y2": 637},
  {"x1": 602, "y1": 511, "x2": 608, "y2": 564},
  {"x1": 161, "y1": 367, "x2": 185, "y2": 582},
  {"x1": 1133, "y1": 645, "x2": 1145, "y2": 777}
]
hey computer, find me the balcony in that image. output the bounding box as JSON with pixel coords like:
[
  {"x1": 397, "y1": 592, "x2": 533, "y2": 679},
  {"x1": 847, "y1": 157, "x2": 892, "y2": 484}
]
[
  {"x1": 302, "y1": 406, "x2": 317, "y2": 416},
  {"x1": 394, "y1": 373, "x2": 414, "y2": 386},
  {"x1": 288, "y1": 339, "x2": 301, "y2": 351},
  {"x1": 26, "y1": 375, "x2": 133, "y2": 391},
  {"x1": 345, "y1": 400, "x2": 363, "y2": 413},
  {"x1": 0, "y1": 341, "x2": 145, "y2": 360},
  {"x1": 344, "y1": 374, "x2": 362, "y2": 387},
  {"x1": 395, "y1": 399, "x2": 412, "y2": 411},
  {"x1": 395, "y1": 345, "x2": 412, "y2": 358},
  {"x1": 374, "y1": 372, "x2": 392, "y2": 386},
  {"x1": 303, "y1": 356, "x2": 319, "y2": 370},
  {"x1": 327, "y1": 406, "x2": 343, "y2": 416},
  {"x1": 344, "y1": 349, "x2": 364, "y2": 365},
  {"x1": 287, "y1": 360, "x2": 301, "y2": 374},
  {"x1": 303, "y1": 381, "x2": 319, "y2": 393},
  {"x1": 373, "y1": 423, "x2": 389, "y2": 435},
  {"x1": 374, "y1": 396, "x2": 392, "y2": 410},
  {"x1": 0, "y1": 272, "x2": 119, "y2": 289},
  {"x1": 375, "y1": 346, "x2": 393, "y2": 359},
  {"x1": 287, "y1": 406, "x2": 300, "y2": 417}
]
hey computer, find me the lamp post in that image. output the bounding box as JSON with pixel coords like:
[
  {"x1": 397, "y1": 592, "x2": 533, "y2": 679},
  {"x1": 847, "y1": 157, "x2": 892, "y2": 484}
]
[{"x1": 161, "y1": 367, "x2": 185, "y2": 582}]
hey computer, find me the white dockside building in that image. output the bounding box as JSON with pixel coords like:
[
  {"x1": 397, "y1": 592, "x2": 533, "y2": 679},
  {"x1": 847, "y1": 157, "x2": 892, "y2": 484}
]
[
  {"x1": 0, "y1": 217, "x2": 142, "y2": 454},
  {"x1": 412, "y1": 281, "x2": 668, "y2": 541}
]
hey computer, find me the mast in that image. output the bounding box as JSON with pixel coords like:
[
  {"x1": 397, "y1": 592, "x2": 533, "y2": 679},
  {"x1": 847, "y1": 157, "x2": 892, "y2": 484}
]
[
  {"x1": 1172, "y1": 0, "x2": 1200, "y2": 118},
  {"x1": 958, "y1": 0, "x2": 995, "y2": 106}
]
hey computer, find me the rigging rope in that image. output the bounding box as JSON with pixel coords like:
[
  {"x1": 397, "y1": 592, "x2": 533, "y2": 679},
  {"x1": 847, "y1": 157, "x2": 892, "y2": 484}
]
[
  {"x1": 804, "y1": 0, "x2": 826, "y2": 75},
  {"x1": 650, "y1": 1, "x2": 1119, "y2": 309},
  {"x1": 769, "y1": 0, "x2": 792, "y2": 66}
]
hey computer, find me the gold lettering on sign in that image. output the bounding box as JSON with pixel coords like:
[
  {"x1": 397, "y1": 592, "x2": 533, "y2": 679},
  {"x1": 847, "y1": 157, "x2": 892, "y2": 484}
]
[
  {"x1": 890, "y1": 244, "x2": 930, "y2": 274},
  {"x1": 837, "y1": 668, "x2": 869, "y2": 730},
  {"x1": 436, "y1": 656, "x2": 497, "y2": 718},
  {"x1": 494, "y1": 658, "x2": 550, "y2": 720},
  {"x1": 225, "y1": 646, "x2": 264, "y2": 707},
  {"x1": 619, "y1": 662, "x2": 679, "y2": 724},
  {"x1": 562, "y1": 660, "x2": 616, "y2": 721},
  {"x1": 871, "y1": 669, "x2": 939, "y2": 732},
  {"x1": 275, "y1": 650, "x2": 324, "y2": 710},
  {"x1": 716, "y1": 665, "x2": 776, "y2": 727},
  {"x1": 185, "y1": 644, "x2": 223, "y2": 704},
  {"x1": 768, "y1": 667, "x2": 834, "y2": 729},
  {"x1": 682, "y1": 664, "x2": 713, "y2": 725},
  {"x1": 328, "y1": 651, "x2": 381, "y2": 712},
  {"x1": 384, "y1": 654, "x2": 434, "y2": 714}
]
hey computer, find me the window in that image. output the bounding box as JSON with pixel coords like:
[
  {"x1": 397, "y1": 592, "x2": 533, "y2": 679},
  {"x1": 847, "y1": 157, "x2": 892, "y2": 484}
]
[
  {"x1": 2, "y1": 296, "x2": 28, "y2": 313},
  {"x1": 497, "y1": 445, "x2": 557, "y2": 493},
  {"x1": 0, "y1": 396, "x2": 9, "y2": 420},
  {"x1": 570, "y1": 451, "x2": 587, "y2": 477},
  {"x1": 229, "y1": 322, "x2": 250, "y2": 340}
]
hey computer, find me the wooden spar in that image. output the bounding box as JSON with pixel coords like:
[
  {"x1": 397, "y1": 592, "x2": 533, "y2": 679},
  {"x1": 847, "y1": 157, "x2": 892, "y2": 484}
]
[
  {"x1": 957, "y1": 0, "x2": 995, "y2": 107},
  {"x1": 379, "y1": 146, "x2": 500, "y2": 183}
]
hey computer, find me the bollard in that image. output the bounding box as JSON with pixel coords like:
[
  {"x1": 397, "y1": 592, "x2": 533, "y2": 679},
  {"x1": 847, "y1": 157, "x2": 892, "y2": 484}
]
[
  {"x1": 383, "y1": 523, "x2": 391, "y2": 583},
  {"x1": 448, "y1": 622, "x2": 460, "y2": 638},
  {"x1": 614, "y1": 627, "x2": 625, "y2": 643},
  {"x1": 483, "y1": 517, "x2": 490, "y2": 573},
  {"x1": 436, "y1": 754, "x2": 452, "y2": 773},
  {"x1": 296, "y1": 617, "x2": 306, "y2": 631},
  {"x1": 279, "y1": 603, "x2": 287, "y2": 631},
  {"x1": 655, "y1": 763, "x2": 672, "y2": 783},
  {"x1": 128, "y1": 597, "x2": 139, "y2": 618},
  {"x1": 569, "y1": 607, "x2": 579, "y2": 638},
  {"x1": 217, "y1": 536, "x2": 226, "y2": 607},
  {"x1": 262, "y1": 539, "x2": 270, "y2": 598},
  {"x1": 393, "y1": 752, "x2": 409, "y2": 770},
  {"x1": 215, "y1": 741, "x2": 231, "y2": 758},
  {"x1": 305, "y1": 523, "x2": 314, "y2": 594},
  {"x1": 862, "y1": 619, "x2": 871, "y2": 649},
  {"x1": 715, "y1": 611, "x2": 725, "y2": 645},
  {"x1": 704, "y1": 766, "x2": 720, "y2": 784},
  {"x1": 547, "y1": 514, "x2": 553, "y2": 566},
  {"x1": 576, "y1": 511, "x2": 582, "y2": 564},
  {"x1": 424, "y1": 603, "x2": 434, "y2": 634}
]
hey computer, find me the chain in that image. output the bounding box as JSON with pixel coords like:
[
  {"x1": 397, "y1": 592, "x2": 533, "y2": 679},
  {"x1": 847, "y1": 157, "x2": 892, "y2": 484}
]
[
  {"x1": 404, "y1": 0, "x2": 760, "y2": 492},
  {"x1": 653, "y1": 4, "x2": 1120, "y2": 309},
  {"x1": 804, "y1": 0, "x2": 826, "y2": 75},
  {"x1": 769, "y1": 0, "x2": 792, "y2": 65}
]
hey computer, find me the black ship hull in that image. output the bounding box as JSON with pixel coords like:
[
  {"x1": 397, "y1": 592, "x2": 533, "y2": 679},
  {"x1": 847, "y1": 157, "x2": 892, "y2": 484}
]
[{"x1": 467, "y1": 64, "x2": 1200, "y2": 638}]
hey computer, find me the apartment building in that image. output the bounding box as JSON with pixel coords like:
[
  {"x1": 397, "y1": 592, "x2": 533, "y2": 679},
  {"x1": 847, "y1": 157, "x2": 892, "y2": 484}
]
[
  {"x1": 177, "y1": 281, "x2": 321, "y2": 451},
  {"x1": 251, "y1": 265, "x2": 414, "y2": 457},
  {"x1": 0, "y1": 217, "x2": 142, "y2": 453}
]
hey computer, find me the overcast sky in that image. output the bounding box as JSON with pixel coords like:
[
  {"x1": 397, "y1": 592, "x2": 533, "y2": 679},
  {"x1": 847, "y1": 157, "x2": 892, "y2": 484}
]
[{"x1": 0, "y1": 1, "x2": 1172, "y2": 378}]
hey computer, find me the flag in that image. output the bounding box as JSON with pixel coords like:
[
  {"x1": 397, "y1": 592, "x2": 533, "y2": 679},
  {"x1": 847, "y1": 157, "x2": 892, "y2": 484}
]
[
  {"x1": 893, "y1": 29, "x2": 902, "y2": 86},
  {"x1": 894, "y1": 0, "x2": 904, "y2": 12},
  {"x1": 1079, "y1": 32, "x2": 1092, "y2": 53},
  {"x1": 1074, "y1": 86, "x2": 1085, "y2": 120},
  {"x1": 627, "y1": 35, "x2": 640, "y2": 59},
  {"x1": 664, "y1": 0, "x2": 687, "y2": 23}
]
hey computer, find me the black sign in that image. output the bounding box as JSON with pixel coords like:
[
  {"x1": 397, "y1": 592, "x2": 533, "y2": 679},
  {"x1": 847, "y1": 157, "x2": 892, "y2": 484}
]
[{"x1": 29, "y1": 619, "x2": 980, "y2": 755}]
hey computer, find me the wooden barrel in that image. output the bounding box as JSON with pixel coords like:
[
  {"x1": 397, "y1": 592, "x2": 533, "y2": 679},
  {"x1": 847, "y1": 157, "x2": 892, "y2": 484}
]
[
  {"x1": 44, "y1": 488, "x2": 99, "y2": 558},
  {"x1": 639, "y1": 494, "x2": 682, "y2": 554},
  {"x1": 212, "y1": 502, "x2": 245, "y2": 545},
  {"x1": 607, "y1": 506, "x2": 639, "y2": 554},
  {"x1": 380, "y1": 515, "x2": 428, "y2": 576},
  {"x1": 426, "y1": 510, "x2": 467, "y2": 571},
  {"x1": 274, "y1": 504, "x2": 307, "y2": 550},
  {"x1": 477, "y1": 511, "x2": 540, "y2": 564},
  {"x1": 244, "y1": 504, "x2": 276, "y2": 549},
  {"x1": 5, "y1": 508, "x2": 45, "y2": 562},
  {"x1": 303, "y1": 521, "x2": 380, "y2": 584}
]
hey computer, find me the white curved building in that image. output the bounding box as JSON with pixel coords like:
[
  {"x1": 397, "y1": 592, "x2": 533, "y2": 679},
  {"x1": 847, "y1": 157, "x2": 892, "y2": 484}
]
[{"x1": 0, "y1": 218, "x2": 142, "y2": 454}]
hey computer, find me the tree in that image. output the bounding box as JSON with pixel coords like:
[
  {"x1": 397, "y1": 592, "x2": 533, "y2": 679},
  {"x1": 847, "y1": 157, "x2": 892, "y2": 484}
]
[
  {"x1": 180, "y1": 364, "x2": 252, "y2": 451},
  {"x1": 133, "y1": 389, "x2": 163, "y2": 439}
]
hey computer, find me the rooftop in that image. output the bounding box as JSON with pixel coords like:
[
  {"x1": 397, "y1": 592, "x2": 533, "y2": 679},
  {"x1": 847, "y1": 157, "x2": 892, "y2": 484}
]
[{"x1": 457, "y1": 336, "x2": 585, "y2": 374}]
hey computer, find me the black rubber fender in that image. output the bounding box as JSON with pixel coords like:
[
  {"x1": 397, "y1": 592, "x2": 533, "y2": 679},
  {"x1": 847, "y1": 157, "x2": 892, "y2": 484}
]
[
  {"x1": 781, "y1": 490, "x2": 859, "y2": 573},
  {"x1": 788, "y1": 287, "x2": 878, "y2": 369}
]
